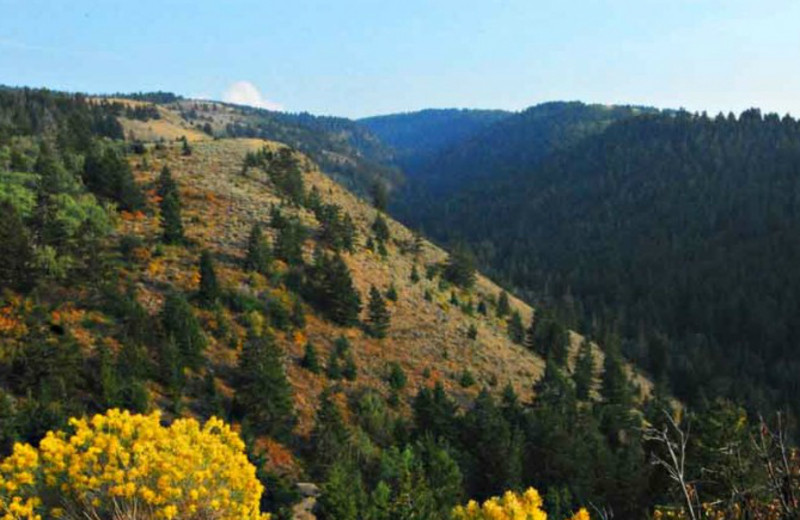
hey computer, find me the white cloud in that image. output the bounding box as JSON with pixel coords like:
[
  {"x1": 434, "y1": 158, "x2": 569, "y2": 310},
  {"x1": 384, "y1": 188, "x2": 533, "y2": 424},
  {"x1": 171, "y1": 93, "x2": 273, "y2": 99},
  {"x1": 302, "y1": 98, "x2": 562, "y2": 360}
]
[{"x1": 222, "y1": 81, "x2": 283, "y2": 111}]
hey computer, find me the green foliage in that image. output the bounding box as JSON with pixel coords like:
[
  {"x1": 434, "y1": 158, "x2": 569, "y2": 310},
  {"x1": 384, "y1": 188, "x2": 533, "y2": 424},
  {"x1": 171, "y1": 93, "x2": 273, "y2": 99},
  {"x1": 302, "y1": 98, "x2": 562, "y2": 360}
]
[
  {"x1": 161, "y1": 291, "x2": 207, "y2": 370},
  {"x1": 198, "y1": 250, "x2": 219, "y2": 306},
  {"x1": 443, "y1": 245, "x2": 476, "y2": 289},
  {"x1": 0, "y1": 200, "x2": 32, "y2": 292},
  {"x1": 385, "y1": 362, "x2": 407, "y2": 392},
  {"x1": 372, "y1": 213, "x2": 390, "y2": 244},
  {"x1": 235, "y1": 333, "x2": 296, "y2": 442},
  {"x1": 273, "y1": 212, "x2": 306, "y2": 265},
  {"x1": 158, "y1": 166, "x2": 184, "y2": 244},
  {"x1": 385, "y1": 283, "x2": 398, "y2": 302},
  {"x1": 82, "y1": 144, "x2": 144, "y2": 210},
  {"x1": 459, "y1": 369, "x2": 476, "y2": 388},
  {"x1": 301, "y1": 342, "x2": 321, "y2": 374},
  {"x1": 305, "y1": 252, "x2": 362, "y2": 326},
  {"x1": 573, "y1": 339, "x2": 595, "y2": 400},
  {"x1": 366, "y1": 286, "x2": 390, "y2": 338},
  {"x1": 507, "y1": 310, "x2": 525, "y2": 345},
  {"x1": 496, "y1": 291, "x2": 510, "y2": 318},
  {"x1": 409, "y1": 264, "x2": 420, "y2": 284},
  {"x1": 244, "y1": 222, "x2": 273, "y2": 274},
  {"x1": 467, "y1": 323, "x2": 478, "y2": 340}
]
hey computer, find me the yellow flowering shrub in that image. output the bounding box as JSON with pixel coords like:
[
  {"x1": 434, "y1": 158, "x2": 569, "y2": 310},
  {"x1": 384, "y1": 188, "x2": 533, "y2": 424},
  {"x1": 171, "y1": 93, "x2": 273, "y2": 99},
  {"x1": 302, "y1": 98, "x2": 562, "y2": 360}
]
[
  {"x1": 0, "y1": 409, "x2": 269, "y2": 520},
  {"x1": 452, "y1": 487, "x2": 590, "y2": 520}
]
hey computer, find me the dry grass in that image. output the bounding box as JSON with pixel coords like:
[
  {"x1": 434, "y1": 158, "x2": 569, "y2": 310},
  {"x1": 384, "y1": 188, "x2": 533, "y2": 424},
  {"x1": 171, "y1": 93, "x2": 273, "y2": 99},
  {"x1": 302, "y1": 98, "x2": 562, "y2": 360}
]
[{"x1": 118, "y1": 115, "x2": 653, "y2": 435}]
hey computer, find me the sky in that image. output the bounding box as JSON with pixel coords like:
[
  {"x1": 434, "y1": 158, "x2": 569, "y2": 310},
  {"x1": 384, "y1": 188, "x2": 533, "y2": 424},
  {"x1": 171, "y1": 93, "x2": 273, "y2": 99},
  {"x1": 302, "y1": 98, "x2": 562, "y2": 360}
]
[{"x1": 1, "y1": 0, "x2": 799, "y2": 118}]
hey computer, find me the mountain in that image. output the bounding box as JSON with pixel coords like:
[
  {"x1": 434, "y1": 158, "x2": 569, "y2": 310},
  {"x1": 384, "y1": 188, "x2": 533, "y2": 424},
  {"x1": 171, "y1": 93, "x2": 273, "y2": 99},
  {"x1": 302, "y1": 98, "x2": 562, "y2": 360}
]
[
  {"x1": 392, "y1": 105, "x2": 800, "y2": 428},
  {"x1": 0, "y1": 87, "x2": 674, "y2": 519},
  {"x1": 2, "y1": 87, "x2": 794, "y2": 520},
  {"x1": 385, "y1": 102, "x2": 657, "y2": 229},
  {"x1": 118, "y1": 94, "x2": 404, "y2": 197},
  {"x1": 359, "y1": 108, "x2": 511, "y2": 167}
]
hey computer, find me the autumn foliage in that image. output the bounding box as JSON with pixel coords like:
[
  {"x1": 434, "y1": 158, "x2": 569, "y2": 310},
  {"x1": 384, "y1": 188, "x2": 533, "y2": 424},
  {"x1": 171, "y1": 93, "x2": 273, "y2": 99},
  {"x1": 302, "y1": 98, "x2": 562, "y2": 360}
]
[
  {"x1": 0, "y1": 409, "x2": 268, "y2": 520},
  {"x1": 452, "y1": 487, "x2": 590, "y2": 520}
]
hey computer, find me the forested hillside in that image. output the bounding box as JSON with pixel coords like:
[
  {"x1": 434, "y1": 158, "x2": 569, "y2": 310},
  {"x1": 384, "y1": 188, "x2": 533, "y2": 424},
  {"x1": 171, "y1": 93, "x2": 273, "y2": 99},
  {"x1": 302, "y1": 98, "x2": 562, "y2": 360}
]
[
  {"x1": 392, "y1": 107, "x2": 800, "y2": 433},
  {"x1": 359, "y1": 108, "x2": 510, "y2": 168},
  {"x1": 2, "y1": 88, "x2": 799, "y2": 520}
]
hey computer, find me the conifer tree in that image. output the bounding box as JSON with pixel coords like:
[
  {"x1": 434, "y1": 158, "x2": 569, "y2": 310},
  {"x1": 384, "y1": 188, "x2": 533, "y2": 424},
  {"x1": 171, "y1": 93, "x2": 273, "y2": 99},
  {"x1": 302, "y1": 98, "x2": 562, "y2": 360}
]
[
  {"x1": 157, "y1": 164, "x2": 184, "y2": 244},
  {"x1": 311, "y1": 253, "x2": 361, "y2": 326},
  {"x1": 443, "y1": 245, "x2": 476, "y2": 289},
  {"x1": 410, "y1": 264, "x2": 420, "y2": 284},
  {"x1": 198, "y1": 250, "x2": 219, "y2": 306},
  {"x1": 508, "y1": 310, "x2": 525, "y2": 344},
  {"x1": 0, "y1": 201, "x2": 32, "y2": 292},
  {"x1": 573, "y1": 339, "x2": 595, "y2": 400},
  {"x1": 309, "y1": 388, "x2": 351, "y2": 478},
  {"x1": 301, "y1": 342, "x2": 320, "y2": 374},
  {"x1": 366, "y1": 286, "x2": 390, "y2": 338},
  {"x1": 496, "y1": 291, "x2": 510, "y2": 317},
  {"x1": 244, "y1": 222, "x2": 272, "y2": 274},
  {"x1": 372, "y1": 213, "x2": 390, "y2": 244},
  {"x1": 161, "y1": 291, "x2": 206, "y2": 370},
  {"x1": 235, "y1": 333, "x2": 296, "y2": 442},
  {"x1": 181, "y1": 135, "x2": 192, "y2": 156}
]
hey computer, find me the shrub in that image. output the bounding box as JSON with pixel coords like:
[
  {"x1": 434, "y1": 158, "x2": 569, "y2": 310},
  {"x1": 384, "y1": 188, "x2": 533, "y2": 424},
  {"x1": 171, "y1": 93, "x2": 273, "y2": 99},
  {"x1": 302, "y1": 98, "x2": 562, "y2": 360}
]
[
  {"x1": 0, "y1": 409, "x2": 269, "y2": 519},
  {"x1": 452, "y1": 487, "x2": 589, "y2": 520}
]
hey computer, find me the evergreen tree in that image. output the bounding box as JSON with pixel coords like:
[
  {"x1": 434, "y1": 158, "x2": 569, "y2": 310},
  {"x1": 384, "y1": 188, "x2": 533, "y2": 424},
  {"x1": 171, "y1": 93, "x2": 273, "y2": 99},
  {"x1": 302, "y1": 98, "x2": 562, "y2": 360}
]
[
  {"x1": 160, "y1": 192, "x2": 184, "y2": 244},
  {"x1": 410, "y1": 264, "x2": 420, "y2": 284},
  {"x1": 413, "y1": 382, "x2": 458, "y2": 441},
  {"x1": 181, "y1": 136, "x2": 192, "y2": 156},
  {"x1": 508, "y1": 310, "x2": 525, "y2": 344},
  {"x1": 366, "y1": 286, "x2": 390, "y2": 338},
  {"x1": 308, "y1": 253, "x2": 362, "y2": 326},
  {"x1": 309, "y1": 388, "x2": 351, "y2": 478},
  {"x1": 496, "y1": 291, "x2": 511, "y2": 317},
  {"x1": 385, "y1": 283, "x2": 398, "y2": 302},
  {"x1": 290, "y1": 299, "x2": 306, "y2": 329},
  {"x1": 372, "y1": 213, "x2": 390, "y2": 243},
  {"x1": 235, "y1": 333, "x2": 296, "y2": 442},
  {"x1": 244, "y1": 222, "x2": 272, "y2": 274},
  {"x1": 443, "y1": 244, "x2": 476, "y2": 288},
  {"x1": 161, "y1": 291, "x2": 206, "y2": 370},
  {"x1": 198, "y1": 250, "x2": 219, "y2": 306},
  {"x1": 301, "y1": 342, "x2": 320, "y2": 374},
  {"x1": 317, "y1": 459, "x2": 365, "y2": 520},
  {"x1": 461, "y1": 389, "x2": 523, "y2": 499},
  {"x1": 573, "y1": 338, "x2": 595, "y2": 400},
  {"x1": 0, "y1": 201, "x2": 32, "y2": 292},
  {"x1": 274, "y1": 216, "x2": 306, "y2": 265}
]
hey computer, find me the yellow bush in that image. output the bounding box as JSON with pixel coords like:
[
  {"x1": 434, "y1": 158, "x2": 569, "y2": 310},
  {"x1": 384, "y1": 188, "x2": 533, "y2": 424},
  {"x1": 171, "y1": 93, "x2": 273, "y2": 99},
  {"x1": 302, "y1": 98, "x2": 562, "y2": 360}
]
[
  {"x1": 0, "y1": 409, "x2": 269, "y2": 520},
  {"x1": 452, "y1": 487, "x2": 590, "y2": 520}
]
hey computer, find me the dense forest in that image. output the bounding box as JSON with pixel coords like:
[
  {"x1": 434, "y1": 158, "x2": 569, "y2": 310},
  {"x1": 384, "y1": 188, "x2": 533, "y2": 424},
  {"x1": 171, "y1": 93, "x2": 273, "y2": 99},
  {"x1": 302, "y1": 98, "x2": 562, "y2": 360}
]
[
  {"x1": 1, "y1": 88, "x2": 799, "y2": 519},
  {"x1": 383, "y1": 105, "x2": 800, "y2": 436},
  {"x1": 360, "y1": 108, "x2": 511, "y2": 168}
]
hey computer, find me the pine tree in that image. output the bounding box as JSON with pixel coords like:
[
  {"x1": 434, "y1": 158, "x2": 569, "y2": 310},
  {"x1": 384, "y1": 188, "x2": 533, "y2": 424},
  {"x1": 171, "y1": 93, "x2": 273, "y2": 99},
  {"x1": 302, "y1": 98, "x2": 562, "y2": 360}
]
[
  {"x1": 160, "y1": 193, "x2": 183, "y2": 244},
  {"x1": 161, "y1": 291, "x2": 206, "y2": 370},
  {"x1": 235, "y1": 333, "x2": 296, "y2": 442},
  {"x1": 573, "y1": 339, "x2": 595, "y2": 400},
  {"x1": 311, "y1": 253, "x2": 361, "y2": 326},
  {"x1": 309, "y1": 388, "x2": 351, "y2": 478},
  {"x1": 301, "y1": 342, "x2": 320, "y2": 374},
  {"x1": 181, "y1": 136, "x2": 192, "y2": 156},
  {"x1": 443, "y1": 245, "x2": 476, "y2": 288},
  {"x1": 385, "y1": 283, "x2": 398, "y2": 302},
  {"x1": 496, "y1": 291, "x2": 510, "y2": 317},
  {"x1": 372, "y1": 213, "x2": 390, "y2": 243},
  {"x1": 508, "y1": 310, "x2": 525, "y2": 344},
  {"x1": 198, "y1": 250, "x2": 219, "y2": 306},
  {"x1": 0, "y1": 201, "x2": 32, "y2": 292},
  {"x1": 244, "y1": 223, "x2": 272, "y2": 274},
  {"x1": 410, "y1": 264, "x2": 420, "y2": 284},
  {"x1": 366, "y1": 286, "x2": 390, "y2": 338}
]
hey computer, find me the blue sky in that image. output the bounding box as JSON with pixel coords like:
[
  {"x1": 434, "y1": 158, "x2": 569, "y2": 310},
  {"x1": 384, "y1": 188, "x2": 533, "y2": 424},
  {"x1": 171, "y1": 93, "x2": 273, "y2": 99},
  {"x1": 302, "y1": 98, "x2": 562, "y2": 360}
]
[{"x1": 2, "y1": 0, "x2": 799, "y2": 118}]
